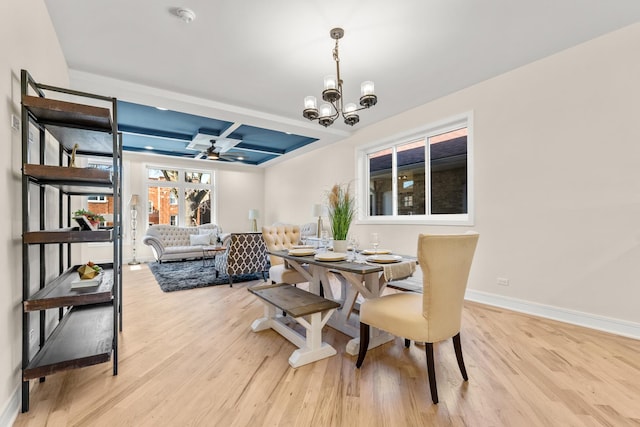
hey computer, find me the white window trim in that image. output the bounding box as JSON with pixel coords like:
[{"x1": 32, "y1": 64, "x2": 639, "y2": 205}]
[
  {"x1": 145, "y1": 164, "x2": 216, "y2": 227},
  {"x1": 355, "y1": 111, "x2": 474, "y2": 226},
  {"x1": 88, "y1": 195, "x2": 107, "y2": 203}
]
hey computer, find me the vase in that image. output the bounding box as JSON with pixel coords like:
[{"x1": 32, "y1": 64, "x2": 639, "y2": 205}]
[{"x1": 333, "y1": 239, "x2": 348, "y2": 253}]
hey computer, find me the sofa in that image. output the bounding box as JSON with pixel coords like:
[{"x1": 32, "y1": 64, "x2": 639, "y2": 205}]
[{"x1": 142, "y1": 223, "x2": 224, "y2": 262}]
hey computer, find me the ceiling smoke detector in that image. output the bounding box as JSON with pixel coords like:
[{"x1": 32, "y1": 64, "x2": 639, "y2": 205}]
[{"x1": 175, "y1": 7, "x2": 196, "y2": 23}]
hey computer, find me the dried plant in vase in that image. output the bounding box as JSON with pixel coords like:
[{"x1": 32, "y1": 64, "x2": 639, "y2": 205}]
[{"x1": 327, "y1": 183, "x2": 355, "y2": 249}]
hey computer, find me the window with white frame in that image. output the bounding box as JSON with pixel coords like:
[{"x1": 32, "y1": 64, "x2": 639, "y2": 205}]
[
  {"x1": 147, "y1": 167, "x2": 214, "y2": 227},
  {"x1": 86, "y1": 160, "x2": 114, "y2": 226},
  {"x1": 357, "y1": 113, "x2": 473, "y2": 225}
]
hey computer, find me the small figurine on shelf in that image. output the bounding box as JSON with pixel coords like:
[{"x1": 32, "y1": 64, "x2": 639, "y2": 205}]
[
  {"x1": 69, "y1": 143, "x2": 78, "y2": 167},
  {"x1": 72, "y1": 209, "x2": 105, "y2": 231}
]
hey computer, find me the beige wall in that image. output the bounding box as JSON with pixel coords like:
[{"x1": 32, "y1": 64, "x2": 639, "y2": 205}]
[
  {"x1": 1, "y1": 0, "x2": 69, "y2": 421},
  {"x1": 265, "y1": 23, "x2": 640, "y2": 325}
]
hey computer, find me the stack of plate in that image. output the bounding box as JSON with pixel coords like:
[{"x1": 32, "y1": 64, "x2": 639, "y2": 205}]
[
  {"x1": 288, "y1": 248, "x2": 315, "y2": 256},
  {"x1": 365, "y1": 255, "x2": 403, "y2": 264},
  {"x1": 361, "y1": 249, "x2": 392, "y2": 255},
  {"x1": 314, "y1": 252, "x2": 347, "y2": 262}
]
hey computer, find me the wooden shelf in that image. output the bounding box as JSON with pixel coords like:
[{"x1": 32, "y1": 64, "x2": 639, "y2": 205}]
[
  {"x1": 22, "y1": 95, "x2": 112, "y2": 132},
  {"x1": 23, "y1": 228, "x2": 112, "y2": 244},
  {"x1": 24, "y1": 164, "x2": 112, "y2": 187},
  {"x1": 20, "y1": 71, "x2": 122, "y2": 413},
  {"x1": 25, "y1": 264, "x2": 114, "y2": 312},
  {"x1": 23, "y1": 304, "x2": 113, "y2": 380},
  {"x1": 22, "y1": 95, "x2": 116, "y2": 155}
]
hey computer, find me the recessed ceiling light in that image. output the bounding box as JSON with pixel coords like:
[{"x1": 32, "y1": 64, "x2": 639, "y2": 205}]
[
  {"x1": 155, "y1": 106, "x2": 168, "y2": 111},
  {"x1": 144, "y1": 146, "x2": 154, "y2": 150}
]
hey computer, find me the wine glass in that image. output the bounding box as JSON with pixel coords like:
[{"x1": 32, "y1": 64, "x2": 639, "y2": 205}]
[
  {"x1": 370, "y1": 232, "x2": 380, "y2": 253},
  {"x1": 320, "y1": 230, "x2": 330, "y2": 253},
  {"x1": 348, "y1": 234, "x2": 359, "y2": 261}
]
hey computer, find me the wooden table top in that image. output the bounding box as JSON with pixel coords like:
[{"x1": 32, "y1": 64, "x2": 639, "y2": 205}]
[{"x1": 268, "y1": 249, "x2": 415, "y2": 275}]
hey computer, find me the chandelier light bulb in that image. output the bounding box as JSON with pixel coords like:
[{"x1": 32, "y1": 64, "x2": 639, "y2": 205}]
[
  {"x1": 304, "y1": 96, "x2": 318, "y2": 110},
  {"x1": 319, "y1": 104, "x2": 332, "y2": 118},
  {"x1": 361, "y1": 81, "x2": 375, "y2": 96},
  {"x1": 344, "y1": 103, "x2": 357, "y2": 115},
  {"x1": 324, "y1": 75, "x2": 337, "y2": 90}
]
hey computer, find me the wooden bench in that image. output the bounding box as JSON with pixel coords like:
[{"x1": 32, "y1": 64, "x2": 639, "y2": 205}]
[{"x1": 248, "y1": 282, "x2": 341, "y2": 368}]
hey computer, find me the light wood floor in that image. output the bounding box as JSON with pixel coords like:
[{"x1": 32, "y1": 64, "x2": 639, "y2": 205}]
[{"x1": 14, "y1": 264, "x2": 640, "y2": 426}]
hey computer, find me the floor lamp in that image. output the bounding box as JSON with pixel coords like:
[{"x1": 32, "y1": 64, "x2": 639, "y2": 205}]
[
  {"x1": 248, "y1": 209, "x2": 259, "y2": 232},
  {"x1": 129, "y1": 194, "x2": 140, "y2": 265}
]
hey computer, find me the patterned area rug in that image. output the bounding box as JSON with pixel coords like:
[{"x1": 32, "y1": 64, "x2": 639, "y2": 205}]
[{"x1": 148, "y1": 260, "x2": 264, "y2": 292}]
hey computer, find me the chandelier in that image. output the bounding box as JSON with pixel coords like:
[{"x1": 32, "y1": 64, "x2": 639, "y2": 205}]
[{"x1": 303, "y1": 28, "x2": 377, "y2": 127}]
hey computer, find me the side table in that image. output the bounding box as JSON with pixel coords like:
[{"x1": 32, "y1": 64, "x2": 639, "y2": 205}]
[{"x1": 202, "y1": 245, "x2": 226, "y2": 275}]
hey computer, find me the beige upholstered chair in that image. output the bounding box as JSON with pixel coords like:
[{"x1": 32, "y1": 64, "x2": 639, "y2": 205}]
[
  {"x1": 356, "y1": 232, "x2": 479, "y2": 404},
  {"x1": 261, "y1": 224, "x2": 308, "y2": 285}
]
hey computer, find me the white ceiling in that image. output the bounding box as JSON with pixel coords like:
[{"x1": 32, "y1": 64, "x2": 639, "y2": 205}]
[{"x1": 44, "y1": 0, "x2": 640, "y2": 147}]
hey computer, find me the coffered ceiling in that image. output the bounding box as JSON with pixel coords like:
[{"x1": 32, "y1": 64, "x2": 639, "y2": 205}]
[{"x1": 43, "y1": 0, "x2": 640, "y2": 165}]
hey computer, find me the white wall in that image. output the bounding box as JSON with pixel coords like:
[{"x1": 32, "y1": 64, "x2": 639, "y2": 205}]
[
  {"x1": 265, "y1": 23, "x2": 640, "y2": 327},
  {"x1": 1, "y1": 0, "x2": 69, "y2": 423}
]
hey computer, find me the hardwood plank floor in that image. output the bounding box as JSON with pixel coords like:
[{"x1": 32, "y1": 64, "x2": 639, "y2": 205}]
[{"x1": 13, "y1": 264, "x2": 640, "y2": 426}]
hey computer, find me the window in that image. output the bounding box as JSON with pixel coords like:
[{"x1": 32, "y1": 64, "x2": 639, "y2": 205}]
[
  {"x1": 147, "y1": 166, "x2": 214, "y2": 227},
  {"x1": 87, "y1": 161, "x2": 114, "y2": 226},
  {"x1": 357, "y1": 113, "x2": 473, "y2": 225},
  {"x1": 88, "y1": 195, "x2": 107, "y2": 203}
]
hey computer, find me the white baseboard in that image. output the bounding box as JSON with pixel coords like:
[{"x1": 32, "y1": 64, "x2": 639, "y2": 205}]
[
  {"x1": 465, "y1": 289, "x2": 640, "y2": 340},
  {"x1": 0, "y1": 386, "x2": 19, "y2": 427}
]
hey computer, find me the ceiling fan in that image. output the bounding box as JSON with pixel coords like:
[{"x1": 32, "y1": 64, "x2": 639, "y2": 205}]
[
  {"x1": 196, "y1": 139, "x2": 246, "y2": 162},
  {"x1": 187, "y1": 125, "x2": 246, "y2": 162}
]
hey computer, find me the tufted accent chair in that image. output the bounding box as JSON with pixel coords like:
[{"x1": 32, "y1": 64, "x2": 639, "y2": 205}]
[
  {"x1": 215, "y1": 233, "x2": 269, "y2": 287},
  {"x1": 261, "y1": 224, "x2": 308, "y2": 285}
]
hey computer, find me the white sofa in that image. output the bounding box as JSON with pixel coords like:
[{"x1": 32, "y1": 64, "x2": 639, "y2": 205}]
[{"x1": 142, "y1": 223, "x2": 224, "y2": 262}]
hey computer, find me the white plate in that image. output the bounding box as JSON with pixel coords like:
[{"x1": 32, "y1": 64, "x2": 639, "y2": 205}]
[
  {"x1": 70, "y1": 272, "x2": 103, "y2": 289},
  {"x1": 291, "y1": 245, "x2": 315, "y2": 249},
  {"x1": 314, "y1": 252, "x2": 347, "y2": 262},
  {"x1": 366, "y1": 255, "x2": 403, "y2": 264},
  {"x1": 361, "y1": 249, "x2": 392, "y2": 255},
  {"x1": 288, "y1": 248, "x2": 316, "y2": 256}
]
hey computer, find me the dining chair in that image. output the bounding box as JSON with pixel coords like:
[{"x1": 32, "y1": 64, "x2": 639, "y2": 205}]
[
  {"x1": 356, "y1": 232, "x2": 479, "y2": 404},
  {"x1": 261, "y1": 224, "x2": 309, "y2": 285}
]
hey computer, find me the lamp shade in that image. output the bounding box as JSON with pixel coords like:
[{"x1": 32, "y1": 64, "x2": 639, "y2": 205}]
[
  {"x1": 129, "y1": 194, "x2": 139, "y2": 208},
  {"x1": 248, "y1": 209, "x2": 259, "y2": 220},
  {"x1": 312, "y1": 204, "x2": 328, "y2": 217}
]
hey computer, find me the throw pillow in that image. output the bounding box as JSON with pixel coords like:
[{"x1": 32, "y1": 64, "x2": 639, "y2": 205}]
[
  {"x1": 199, "y1": 228, "x2": 218, "y2": 245},
  {"x1": 190, "y1": 233, "x2": 210, "y2": 246}
]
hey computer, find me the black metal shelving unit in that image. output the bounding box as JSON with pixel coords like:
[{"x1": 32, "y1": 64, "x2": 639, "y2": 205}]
[{"x1": 20, "y1": 69, "x2": 122, "y2": 412}]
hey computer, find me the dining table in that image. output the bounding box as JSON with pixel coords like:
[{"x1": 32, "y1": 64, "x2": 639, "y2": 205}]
[{"x1": 267, "y1": 249, "x2": 416, "y2": 355}]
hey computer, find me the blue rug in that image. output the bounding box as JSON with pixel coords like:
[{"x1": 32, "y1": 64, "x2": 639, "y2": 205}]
[{"x1": 148, "y1": 260, "x2": 265, "y2": 292}]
